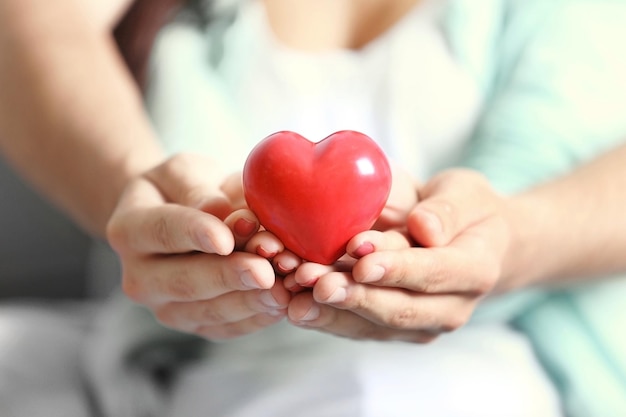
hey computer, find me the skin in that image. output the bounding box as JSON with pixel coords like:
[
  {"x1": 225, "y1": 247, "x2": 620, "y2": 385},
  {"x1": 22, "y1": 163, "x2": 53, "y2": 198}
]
[
  {"x1": 0, "y1": 0, "x2": 290, "y2": 339},
  {"x1": 0, "y1": 0, "x2": 160, "y2": 235},
  {"x1": 264, "y1": 0, "x2": 422, "y2": 51},
  {"x1": 106, "y1": 154, "x2": 417, "y2": 339},
  {"x1": 107, "y1": 155, "x2": 292, "y2": 339},
  {"x1": 505, "y1": 143, "x2": 626, "y2": 285},
  {"x1": 0, "y1": 0, "x2": 426, "y2": 340},
  {"x1": 3, "y1": 0, "x2": 625, "y2": 343},
  {"x1": 286, "y1": 169, "x2": 507, "y2": 343},
  {"x1": 286, "y1": 145, "x2": 626, "y2": 342}
]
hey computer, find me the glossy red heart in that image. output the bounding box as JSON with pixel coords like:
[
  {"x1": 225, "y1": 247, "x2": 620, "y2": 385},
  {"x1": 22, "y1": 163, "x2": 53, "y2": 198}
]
[{"x1": 243, "y1": 130, "x2": 392, "y2": 264}]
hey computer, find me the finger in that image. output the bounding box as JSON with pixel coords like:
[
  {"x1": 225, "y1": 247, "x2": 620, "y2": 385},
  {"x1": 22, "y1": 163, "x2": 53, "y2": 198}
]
[
  {"x1": 292, "y1": 260, "x2": 354, "y2": 287},
  {"x1": 154, "y1": 281, "x2": 290, "y2": 331},
  {"x1": 224, "y1": 209, "x2": 260, "y2": 250},
  {"x1": 310, "y1": 272, "x2": 475, "y2": 333},
  {"x1": 283, "y1": 273, "x2": 308, "y2": 293},
  {"x1": 410, "y1": 169, "x2": 497, "y2": 247},
  {"x1": 287, "y1": 291, "x2": 438, "y2": 343},
  {"x1": 293, "y1": 262, "x2": 336, "y2": 287},
  {"x1": 352, "y1": 219, "x2": 504, "y2": 295},
  {"x1": 272, "y1": 250, "x2": 301, "y2": 276},
  {"x1": 244, "y1": 230, "x2": 284, "y2": 259},
  {"x1": 194, "y1": 312, "x2": 286, "y2": 340},
  {"x1": 346, "y1": 229, "x2": 412, "y2": 259},
  {"x1": 145, "y1": 154, "x2": 233, "y2": 219},
  {"x1": 109, "y1": 199, "x2": 234, "y2": 255},
  {"x1": 122, "y1": 251, "x2": 276, "y2": 304}
]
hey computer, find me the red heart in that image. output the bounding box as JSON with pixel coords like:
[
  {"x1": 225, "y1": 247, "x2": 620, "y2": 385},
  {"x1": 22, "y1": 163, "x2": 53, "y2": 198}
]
[{"x1": 243, "y1": 130, "x2": 392, "y2": 264}]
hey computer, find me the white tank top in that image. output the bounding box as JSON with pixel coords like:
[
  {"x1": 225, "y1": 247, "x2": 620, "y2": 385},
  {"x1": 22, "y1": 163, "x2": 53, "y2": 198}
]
[{"x1": 148, "y1": 0, "x2": 481, "y2": 181}]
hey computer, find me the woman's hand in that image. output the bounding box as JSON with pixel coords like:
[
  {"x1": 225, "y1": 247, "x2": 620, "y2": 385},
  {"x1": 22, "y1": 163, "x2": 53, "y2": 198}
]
[
  {"x1": 286, "y1": 169, "x2": 511, "y2": 343},
  {"x1": 106, "y1": 154, "x2": 294, "y2": 340}
]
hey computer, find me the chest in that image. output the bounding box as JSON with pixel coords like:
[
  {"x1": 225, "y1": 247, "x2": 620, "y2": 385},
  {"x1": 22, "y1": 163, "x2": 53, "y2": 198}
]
[{"x1": 217, "y1": 0, "x2": 482, "y2": 179}]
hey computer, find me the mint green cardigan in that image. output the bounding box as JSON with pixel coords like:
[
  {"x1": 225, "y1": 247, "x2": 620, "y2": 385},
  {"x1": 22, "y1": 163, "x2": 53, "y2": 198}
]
[{"x1": 445, "y1": 1, "x2": 626, "y2": 415}]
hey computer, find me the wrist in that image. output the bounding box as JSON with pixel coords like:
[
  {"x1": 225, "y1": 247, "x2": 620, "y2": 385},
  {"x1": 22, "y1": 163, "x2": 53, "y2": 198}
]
[
  {"x1": 95, "y1": 136, "x2": 166, "y2": 236},
  {"x1": 499, "y1": 193, "x2": 546, "y2": 291},
  {"x1": 500, "y1": 188, "x2": 572, "y2": 291}
]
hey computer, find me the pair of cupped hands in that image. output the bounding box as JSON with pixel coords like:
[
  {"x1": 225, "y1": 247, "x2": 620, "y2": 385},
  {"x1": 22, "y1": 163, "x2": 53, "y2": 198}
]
[{"x1": 107, "y1": 154, "x2": 510, "y2": 343}]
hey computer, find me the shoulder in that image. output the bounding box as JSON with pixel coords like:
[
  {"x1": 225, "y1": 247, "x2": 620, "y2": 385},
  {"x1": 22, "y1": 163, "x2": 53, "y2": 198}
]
[{"x1": 442, "y1": 0, "x2": 626, "y2": 94}]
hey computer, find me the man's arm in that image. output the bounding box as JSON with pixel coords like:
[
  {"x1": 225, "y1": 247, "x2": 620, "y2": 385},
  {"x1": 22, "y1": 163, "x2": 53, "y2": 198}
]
[
  {"x1": 0, "y1": 0, "x2": 165, "y2": 236},
  {"x1": 506, "y1": 143, "x2": 626, "y2": 288}
]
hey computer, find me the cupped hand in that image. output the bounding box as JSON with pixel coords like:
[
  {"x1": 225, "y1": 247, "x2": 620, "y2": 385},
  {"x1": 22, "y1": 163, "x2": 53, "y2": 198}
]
[
  {"x1": 286, "y1": 169, "x2": 511, "y2": 343},
  {"x1": 106, "y1": 154, "x2": 293, "y2": 340}
]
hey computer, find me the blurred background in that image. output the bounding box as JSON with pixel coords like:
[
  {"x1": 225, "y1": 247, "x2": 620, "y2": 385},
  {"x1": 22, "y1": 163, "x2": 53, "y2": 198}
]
[{"x1": 0, "y1": 156, "x2": 91, "y2": 300}]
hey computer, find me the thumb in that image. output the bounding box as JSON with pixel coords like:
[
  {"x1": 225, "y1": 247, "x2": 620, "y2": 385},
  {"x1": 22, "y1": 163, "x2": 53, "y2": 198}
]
[
  {"x1": 145, "y1": 153, "x2": 233, "y2": 220},
  {"x1": 374, "y1": 163, "x2": 419, "y2": 230},
  {"x1": 408, "y1": 169, "x2": 498, "y2": 247}
]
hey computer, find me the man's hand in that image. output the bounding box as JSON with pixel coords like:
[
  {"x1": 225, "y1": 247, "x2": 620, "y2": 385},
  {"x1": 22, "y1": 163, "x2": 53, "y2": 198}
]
[
  {"x1": 107, "y1": 154, "x2": 293, "y2": 340},
  {"x1": 286, "y1": 169, "x2": 511, "y2": 343}
]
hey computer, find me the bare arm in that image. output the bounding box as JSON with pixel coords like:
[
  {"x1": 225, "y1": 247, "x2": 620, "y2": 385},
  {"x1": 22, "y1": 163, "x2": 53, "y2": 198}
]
[
  {"x1": 0, "y1": 0, "x2": 165, "y2": 236},
  {"x1": 506, "y1": 143, "x2": 626, "y2": 287}
]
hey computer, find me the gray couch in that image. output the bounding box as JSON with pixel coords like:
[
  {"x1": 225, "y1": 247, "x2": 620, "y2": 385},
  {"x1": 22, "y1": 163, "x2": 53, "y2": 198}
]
[{"x1": 0, "y1": 156, "x2": 91, "y2": 300}]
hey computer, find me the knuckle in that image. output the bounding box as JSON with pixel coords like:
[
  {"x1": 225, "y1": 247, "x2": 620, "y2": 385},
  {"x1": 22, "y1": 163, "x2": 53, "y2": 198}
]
[
  {"x1": 121, "y1": 272, "x2": 148, "y2": 304},
  {"x1": 415, "y1": 260, "x2": 447, "y2": 293},
  {"x1": 152, "y1": 216, "x2": 176, "y2": 252},
  {"x1": 439, "y1": 200, "x2": 459, "y2": 229},
  {"x1": 384, "y1": 253, "x2": 416, "y2": 287},
  {"x1": 443, "y1": 168, "x2": 490, "y2": 188},
  {"x1": 351, "y1": 324, "x2": 389, "y2": 341},
  {"x1": 386, "y1": 307, "x2": 422, "y2": 330},
  {"x1": 154, "y1": 305, "x2": 177, "y2": 328},
  {"x1": 475, "y1": 269, "x2": 499, "y2": 296},
  {"x1": 463, "y1": 168, "x2": 489, "y2": 185},
  {"x1": 163, "y1": 153, "x2": 193, "y2": 177},
  {"x1": 193, "y1": 325, "x2": 228, "y2": 341},
  {"x1": 215, "y1": 329, "x2": 245, "y2": 340},
  {"x1": 105, "y1": 216, "x2": 128, "y2": 253},
  {"x1": 411, "y1": 333, "x2": 439, "y2": 344},
  {"x1": 252, "y1": 312, "x2": 282, "y2": 328},
  {"x1": 440, "y1": 312, "x2": 469, "y2": 333},
  {"x1": 165, "y1": 270, "x2": 198, "y2": 301},
  {"x1": 471, "y1": 254, "x2": 501, "y2": 296},
  {"x1": 183, "y1": 185, "x2": 210, "y2": 208},
  {"x1": 386, "y1": 266, "x2": 409, "y2": 288},
  {"x1": 347, "y1": 285, "x2": 375, "y2": 312},
  {"x1": 198, "y1": 302, "x2": 228, "y2": 325},
  {"x1": 217, "y1": 259, "x2": 238, "y2": 291},
  {"x1": 420, "y1": 273, "x2": 445, "y2": 293},
  {"x1": 199, "y1": 323, "x2": 246, "y2": 340}
]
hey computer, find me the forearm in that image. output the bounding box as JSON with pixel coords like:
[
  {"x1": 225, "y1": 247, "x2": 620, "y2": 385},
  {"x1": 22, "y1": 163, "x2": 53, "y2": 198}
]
[
  {"x1": 0, "y1": 0, "x2": 165, "y2": 236},
  {"x1": 504, "y1": 143, "x2": 626, "y2": 288}
]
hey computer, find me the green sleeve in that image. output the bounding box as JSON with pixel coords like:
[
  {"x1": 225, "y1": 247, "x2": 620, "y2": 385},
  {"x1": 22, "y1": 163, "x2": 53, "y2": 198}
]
[{"x1": 460, "y1": 0, "x2": 626, "y2": 194}]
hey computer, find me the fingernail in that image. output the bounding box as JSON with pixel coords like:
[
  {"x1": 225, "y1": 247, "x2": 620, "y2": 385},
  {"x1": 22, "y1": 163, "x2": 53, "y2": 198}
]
[
  {"x1": 276, "y1": 261, "x2": 293, "y2": 274},
  {"x1": 325, "y1": 287, "x2": 347, "y2": 303},
  {"x1": 234, "y1": 217, "x2": 256, "y2": 237},
  {"x1": 259, "y1": 290, "x2": 281, "y2": 308},
  {"x1": 240, "y1": 270, "x2": 261, "y2": 289},
  {"x1": 299, "y1": 303, "x2": 320, "y2": 321},
  {"x1": 276, "y1": 257, "x2": 299, "y2": 274},
  {"x1": 353, "y1": 242, "x2": 375, "y2": 258},
  {"x1": 256, "y1": 245, "x2": 278, "y2": 259},
  {"x1": 360, "y1": 265, "x2": 385, "y2": 283}
]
